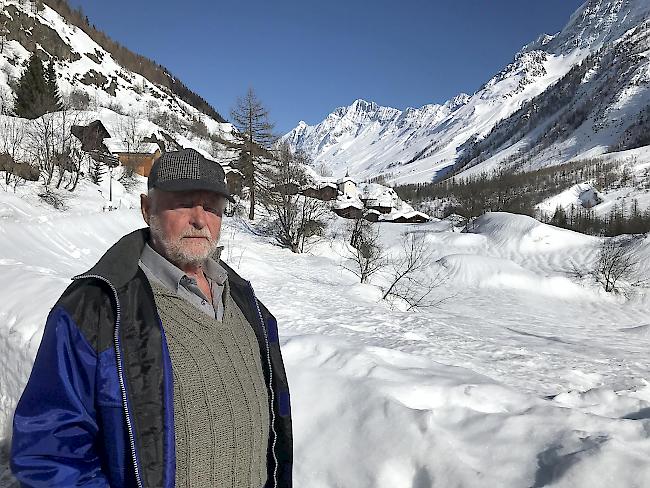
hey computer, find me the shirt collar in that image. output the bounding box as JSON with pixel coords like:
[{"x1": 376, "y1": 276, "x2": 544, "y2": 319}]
[{"x1": 140, "y1": 243, "x2": 227, "y2": 292}]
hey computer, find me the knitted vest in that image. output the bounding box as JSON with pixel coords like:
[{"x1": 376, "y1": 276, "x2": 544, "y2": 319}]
[{"x1": 150, "y1": 281, "x2": 270, "y2": 488}]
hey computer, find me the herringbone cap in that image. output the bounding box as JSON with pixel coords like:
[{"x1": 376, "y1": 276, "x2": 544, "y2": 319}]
[{"x1": 148, "y1": 148, "x2": 233, "y2": 202}]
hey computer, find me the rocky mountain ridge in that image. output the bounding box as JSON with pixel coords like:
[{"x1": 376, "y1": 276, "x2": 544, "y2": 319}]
[
  {"x1": 0, "y1": 0, "x2": 231, "y2": 138},
  {"x1": 284, "y1": 0, "x2": 650, "y2": 185}
]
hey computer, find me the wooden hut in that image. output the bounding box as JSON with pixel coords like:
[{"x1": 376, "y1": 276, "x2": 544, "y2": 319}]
[
  {"x1": 302, "y1": 182, "x2": 338, "y2": 201},
  {"x1": 225, "y1": 168, "x2": 243, "y2": 196},
  {"x1": 333, "y1": 204, "x2": 364, "y2": 219},
  {"x1": 70, "y1": 120, "x2": 111, "y2": 152},
  {"x1": 382, "y1": 211, "x2": 430, "y2": 223},
  {"x1": 104, "y1": 138, "x2": 161, "y2": 177},
  {"x1": 363, "y1": 209, "x2": 381, "y2": 222}
]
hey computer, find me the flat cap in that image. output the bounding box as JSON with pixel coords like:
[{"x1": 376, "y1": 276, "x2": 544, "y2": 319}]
[{"x1": 148, "y1": 148, "x2": 234, "y2": 202}]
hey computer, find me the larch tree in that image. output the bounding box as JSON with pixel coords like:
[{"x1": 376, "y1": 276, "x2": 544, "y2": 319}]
[{"x1": 230, "y1": 87, "x2": 275, "y2": 220}]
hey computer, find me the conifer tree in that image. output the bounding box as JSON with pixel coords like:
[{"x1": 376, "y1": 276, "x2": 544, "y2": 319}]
[
  {"x1": 45, "y1": 60, "x2": 63, "y2": 112},
  {"x1": 13, "y1": 53, "x2": 62, "y2": 119},
  {"x1": 89, "y1": 159, "x2": 106, "y2": 185},
  {"x1": 14, "y1": 53, "x2": 48, "y2": 119}
]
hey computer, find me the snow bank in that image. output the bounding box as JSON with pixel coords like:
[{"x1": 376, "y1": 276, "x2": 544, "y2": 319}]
[
  {"x1": 287, "y1": 335, "x2": 650, "y2": 487},
  {"x1": 1, "y1": 186, "x2": 649, "y2": 487},
  {"x1": 440, "y1": 254, "x2": 596, "y2": 300},
  {"x1": 465, "y1": 212, "x2": 596, "y2": 253}
]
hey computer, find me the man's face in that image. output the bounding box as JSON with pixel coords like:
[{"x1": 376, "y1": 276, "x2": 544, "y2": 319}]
[{"x1": 141, "y1": 189, "x2": 225, "y2": 268}]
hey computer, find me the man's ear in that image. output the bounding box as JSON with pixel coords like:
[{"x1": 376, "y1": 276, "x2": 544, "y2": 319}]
[{"x1": 141, "y1": 193, "x2": 151, "y2": 225}]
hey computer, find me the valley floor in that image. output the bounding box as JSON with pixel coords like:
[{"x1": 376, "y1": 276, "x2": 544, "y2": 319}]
[{"x1": 0, "y1": 183, "x2": 649, "y2": 487}]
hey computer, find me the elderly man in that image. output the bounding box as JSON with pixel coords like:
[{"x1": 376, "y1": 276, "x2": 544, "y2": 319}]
[{"x1": 11, "y1": 149, "x2": 293, "y2": 488}]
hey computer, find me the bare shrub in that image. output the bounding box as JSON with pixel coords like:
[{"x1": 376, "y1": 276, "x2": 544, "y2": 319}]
[
  {"x1": 151, "y1": 111, "x2": 183, "y2": 134},
  {"x1": 259, "y1": 143, "x2": 329, "y2": 253},
  {"x1": 382, "y1": 233, "x2": 450, "y2": 310},
  {"x1": 0, "y1": 117, "x2": 26, "y2": 187},
  {"x1": 342, "y1": 217, "x2": 386, "y2": 283},
  {"x1": 24, "y1": 109, "x2": 87, "y2": 188},
  {"x1": 188, "y1": 117, "x2": 209, "y2": 138},
  {"x1": 38, "y1": 187, "x2": 69, "y2": 210},
  {"x1": 595, "y1": 236, "x2": 644, "y2": 293},
  {"x1": 341, "y1": 226, "x2": 452, "y2": 310}
]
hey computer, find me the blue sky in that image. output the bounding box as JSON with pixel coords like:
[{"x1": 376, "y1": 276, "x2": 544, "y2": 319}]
[{"x1": 68, "y1": 0, "x2": 585, "y2": 134}]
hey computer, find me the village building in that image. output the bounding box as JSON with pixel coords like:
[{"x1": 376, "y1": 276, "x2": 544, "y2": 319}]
[
  {"x1": 302, "y1": 182, "x2": 338, "y2": 201},
  {"x1": 337, "y1": 173, "x2": 357, "y2": 197},
  {"x1": 70, "y1": 120, "x2": 111, "y2": 153},
  {"x1": 271, "y1": 181, "x2": 301, "y2": 196},
  {"x1": 381, "y1": 210, "x2": 430, "y2": 224},
  {"x1": 361, "y1": 198, "x2": 393, "y2": 214},
  {"x1": 363, "y1": 209, "x2": 381, "y2": 222},
  {"x1": 333, "y1": 196, "x2": 364, "y2": 219},
  {"x1": 224, "y1": 168, "x2": 243, "y2": 196},
  {"x1": 103, "y1": 138, "x2": 162, "y2": 177}
]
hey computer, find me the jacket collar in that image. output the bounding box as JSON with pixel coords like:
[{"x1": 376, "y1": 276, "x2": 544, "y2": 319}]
[
  {"x1": 83, "y1": 227, "x2": 252, "y2": 291},
  {"x1": 84, "y1": 228, "x2": 150, "y2": 288}
]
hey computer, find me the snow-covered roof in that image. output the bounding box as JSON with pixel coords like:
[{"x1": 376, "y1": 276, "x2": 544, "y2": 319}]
[
  {"x1": 358, "y1": 182, "x2": 397, "y2": 207},
  {"x1": 381, "y1": 210, "x2": 430, "y2": 222},
  {"x1": 104, "y1": 138, "x2": 160, "y2": 155},
  {"x1": 333, "y1": 197, "x2": 364, "y2": 210},
  {"x1": 364, "y1": 199, "x2": 393, "y2": 208}
]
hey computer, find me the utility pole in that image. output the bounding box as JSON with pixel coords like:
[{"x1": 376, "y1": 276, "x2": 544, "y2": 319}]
[{"x1": 104, "y1": 153, "x2": 119, "y2": 204}]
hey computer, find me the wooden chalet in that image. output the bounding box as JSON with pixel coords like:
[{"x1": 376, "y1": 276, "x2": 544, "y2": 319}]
[
  {"x1": 70, "y1": 120, "x2": 111, "y2": 152},
  {"x1": 225, "y1": 168, "x2": 243, "y2": 196},
  {"x1": 363, "y1": 209, "x2": 381, "y2": 222},
  {"x1": 272, "y1": 181, "x2": 301, "y2": 195},
  {"x1": 104, "y1": 138, "x2": 162, "y2": 177},
  {"x1": 362, "y1": 198, "x2": 393, "y2": 214},
  {"x1": 382, "y1": 211, "x2": 430, "y2": 224},
  {"x1": 333, "y1": 204, "x2": 364, "y2": 219},
  {"x1": 301, "y1": 182, "x2": 338, "y2": 201}
]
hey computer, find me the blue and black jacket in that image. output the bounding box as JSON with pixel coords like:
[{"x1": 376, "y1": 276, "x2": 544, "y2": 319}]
[{"x1": 11, "y1": 228, "x2": 293, "y2": 488}]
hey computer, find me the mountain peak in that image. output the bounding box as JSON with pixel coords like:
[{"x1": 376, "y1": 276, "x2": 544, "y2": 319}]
[
  {"x1": 282, "y1": 0, "x2": 650, "y2": 184},
  {"x1": 349, "y1": 98, "x2": 378, "y2": 112},
  {"x1": 525, "y1": 0, "x2": 650, "y2": 54}
]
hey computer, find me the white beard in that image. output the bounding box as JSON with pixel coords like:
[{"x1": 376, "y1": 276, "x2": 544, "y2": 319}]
[{"x1": 148, "y1": 214, "x2": 219, "y2": 268}]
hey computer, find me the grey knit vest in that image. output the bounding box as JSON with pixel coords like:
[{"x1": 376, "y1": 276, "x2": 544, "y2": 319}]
[{"x1": 150, "y1": 281, "x2": 270, "y2": 488}]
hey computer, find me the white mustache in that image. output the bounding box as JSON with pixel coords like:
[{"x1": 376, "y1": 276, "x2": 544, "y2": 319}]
[{"x1": 182, "y1": 229, "x2": 211, "y2": 239}]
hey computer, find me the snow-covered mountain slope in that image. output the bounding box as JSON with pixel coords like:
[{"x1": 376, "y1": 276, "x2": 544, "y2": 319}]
[
  {"x1": 1, "y1": 185, "x2": 649, "y2": 487},
  {"x1": 536, "y1": 146, "x2": 650, "y2": 218},
  {"x1": 0, "y1": 0, "x2": 232, "y2": 138},
  {"x1": 284, "y1": 0, "x2": 650, "y2": 185}
]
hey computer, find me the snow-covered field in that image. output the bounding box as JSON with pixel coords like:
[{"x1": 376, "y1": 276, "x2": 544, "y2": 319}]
[{"x1": 1, "y1": 181, "x2": 650, "y2": 487}]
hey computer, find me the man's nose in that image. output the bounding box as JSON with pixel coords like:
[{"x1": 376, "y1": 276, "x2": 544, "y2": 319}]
[{"x1": 189, "y1": 205, "x2": 207, "y2": 228}]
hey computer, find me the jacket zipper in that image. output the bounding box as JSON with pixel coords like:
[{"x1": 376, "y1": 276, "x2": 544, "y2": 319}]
[
  {"x1": 73, "y1": 274, "x2": 144, "y2": 488},
  {"x1": 251, "y1": 287, "x2": 278, "y2": 488}
]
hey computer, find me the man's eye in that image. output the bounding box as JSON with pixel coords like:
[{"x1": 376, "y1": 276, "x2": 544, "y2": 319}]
[{"x1": 205, "y1": 206, "x2": 223, "y2": 215}]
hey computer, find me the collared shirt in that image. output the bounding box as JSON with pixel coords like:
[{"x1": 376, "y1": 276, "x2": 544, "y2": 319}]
[{"x1": 138, "y1": 243, "x2": 228, "y2": 321}]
